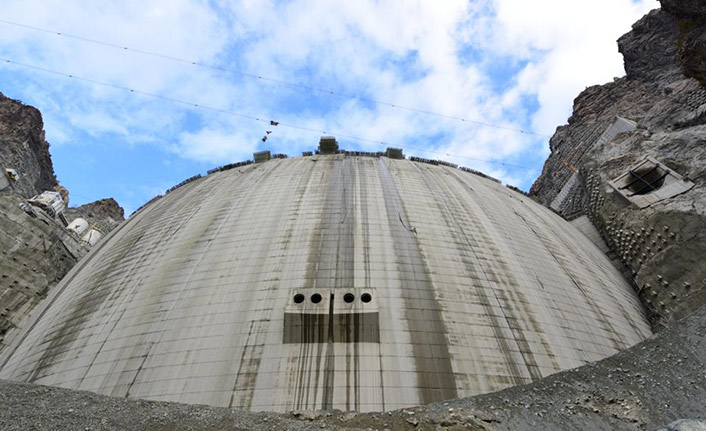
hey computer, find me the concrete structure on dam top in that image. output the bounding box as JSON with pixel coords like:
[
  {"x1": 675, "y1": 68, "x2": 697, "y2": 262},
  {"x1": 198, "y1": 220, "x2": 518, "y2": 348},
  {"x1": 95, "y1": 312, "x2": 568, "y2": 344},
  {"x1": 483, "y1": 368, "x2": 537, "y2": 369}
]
[{"x1": 0, "y1": 140, "x2": 652, "y2": 412}]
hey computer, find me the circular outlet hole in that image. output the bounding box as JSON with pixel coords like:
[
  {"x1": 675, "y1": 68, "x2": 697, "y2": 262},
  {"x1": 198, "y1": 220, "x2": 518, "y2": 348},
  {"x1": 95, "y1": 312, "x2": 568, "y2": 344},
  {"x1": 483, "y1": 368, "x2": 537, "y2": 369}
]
[
  {"x1": 311, "y1": 293, "x2": 322, "y2": 304},
  {"x1": 293, "y1": 293, "x2": 305, "y2": 304},
  {"x1": 343, "y1": 293, "x2": 355, "y2": 303},
  {"x1": 361, "y1": 293, "x2": 372, "y2": 303}
]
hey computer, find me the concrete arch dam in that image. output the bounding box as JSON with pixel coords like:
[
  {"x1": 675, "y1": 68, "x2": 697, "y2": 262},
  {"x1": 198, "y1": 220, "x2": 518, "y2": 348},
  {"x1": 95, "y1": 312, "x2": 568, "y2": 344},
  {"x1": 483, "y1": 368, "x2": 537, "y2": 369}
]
[{"x1": 0, "y1": 154, "x2": 651, "y2": 412}]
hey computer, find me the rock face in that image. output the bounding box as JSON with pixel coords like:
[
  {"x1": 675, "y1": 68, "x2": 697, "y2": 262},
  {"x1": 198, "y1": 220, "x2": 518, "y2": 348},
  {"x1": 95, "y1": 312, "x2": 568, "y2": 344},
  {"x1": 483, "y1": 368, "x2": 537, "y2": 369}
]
[
  {"x1": 64, "y1": 198, "x2": 125, "y2": 235},
  {"x1": 531, "y1": 2, "x2": 706, "y2": 328},
  {"x1": 0, "y1": 92, "x2": 125, "y2": 353},
  {"x1": 657, "y1": 420, "x2": 706, "y2": 431},
  {"x1": 0, "y1": 195, "x2": 85, "y2": 352},
  {"x1": 0, "y1": 92, "x2": 58, "y2": 198},
  {"x1": 662, "y1": 0, "x2": 706, "y2": 86}
]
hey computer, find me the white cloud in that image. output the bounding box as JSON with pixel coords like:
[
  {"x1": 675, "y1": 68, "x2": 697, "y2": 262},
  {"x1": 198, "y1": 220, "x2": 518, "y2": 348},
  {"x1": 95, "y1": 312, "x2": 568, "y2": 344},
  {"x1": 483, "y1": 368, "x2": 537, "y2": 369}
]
[
  {"x1": 483, "y1": 0, "x2": 658, "y2": 135},
  {"x1": 177, "y1": 126, "x2": 258, "y2": 163},
  {"x1": 0, "y1": 0, "x2": 661, "y2": 209}
]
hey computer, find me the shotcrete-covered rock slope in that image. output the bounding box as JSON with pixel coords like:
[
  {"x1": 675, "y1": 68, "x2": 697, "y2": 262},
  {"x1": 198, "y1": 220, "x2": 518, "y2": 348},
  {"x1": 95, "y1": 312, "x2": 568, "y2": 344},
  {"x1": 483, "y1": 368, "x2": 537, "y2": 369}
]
[
  {"x1": 0, "y1": 92, "x2": 124, "y2": 352},
  {"x1": 530, "y1": 0, "x2": 706, "y2": 328}
]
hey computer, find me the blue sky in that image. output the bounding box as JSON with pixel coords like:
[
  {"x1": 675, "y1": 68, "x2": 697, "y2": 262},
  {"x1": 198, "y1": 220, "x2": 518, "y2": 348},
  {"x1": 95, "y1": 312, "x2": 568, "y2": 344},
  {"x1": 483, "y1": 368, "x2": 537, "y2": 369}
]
[{"x1": 0, "y1": 0, "x2": 657, "y2": 215}]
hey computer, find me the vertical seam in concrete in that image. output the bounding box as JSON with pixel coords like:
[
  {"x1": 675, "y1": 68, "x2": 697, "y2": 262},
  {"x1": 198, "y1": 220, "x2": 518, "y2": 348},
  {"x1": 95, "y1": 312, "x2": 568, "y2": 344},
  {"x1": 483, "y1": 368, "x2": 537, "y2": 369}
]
[
  {"x1": 122, "y1": 166, "x2": 275, "y2": 397},
  {"x1": 513, "y1": 209, "x2": 627, "y2": 351},
  {"x1": 524, "y1": 199, "x2": 648, "y2": 341},
  {"x1": 413, "y1": 164, "x2": 532, "y2": 385},
  {"x1": 377, "y1": 159, "x2": 458, "y2": 403},
  {"x1": 358, "y1": 160, "x2": 385, "y2": 411},
  {"x1": 443, "y1": 168, "x2": 563, "y2": 377},
  {"x1": 321, "y1": 292, "x2": 335, "y2": 409}
]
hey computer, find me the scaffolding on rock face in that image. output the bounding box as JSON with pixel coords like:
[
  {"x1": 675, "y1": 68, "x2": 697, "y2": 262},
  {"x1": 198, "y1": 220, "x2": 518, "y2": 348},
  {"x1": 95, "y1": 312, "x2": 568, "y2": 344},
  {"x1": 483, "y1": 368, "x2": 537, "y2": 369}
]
[{"x1": 548, "y1": 117, "x2": 639, "y2": 220}]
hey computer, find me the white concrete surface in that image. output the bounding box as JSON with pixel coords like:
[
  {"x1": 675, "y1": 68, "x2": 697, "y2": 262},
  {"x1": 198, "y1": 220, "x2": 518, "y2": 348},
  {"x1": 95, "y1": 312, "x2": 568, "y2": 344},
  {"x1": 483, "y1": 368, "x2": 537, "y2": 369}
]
[
  {"x1": 0, "y1": 155, "x2": 651, "y2": 412},
  {"x1": 569, "y1": 215, "x2": 611, "y2": 254}
]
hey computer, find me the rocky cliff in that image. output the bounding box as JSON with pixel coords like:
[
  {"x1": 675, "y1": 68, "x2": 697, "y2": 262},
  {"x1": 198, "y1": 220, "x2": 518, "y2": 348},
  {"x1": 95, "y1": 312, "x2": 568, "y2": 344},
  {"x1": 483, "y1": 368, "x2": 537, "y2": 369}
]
[
  {"x1": 0, "y1": 195, "x2": 85, "y2": 352},
  {"x1": 64, "y1": 198, "x2": 125, "y2": 235},
  {"x1": 531, "y1": 1, "x2": 706, "y2": 329},
  {"x1": 0, "y1": 93, "x2": 58, "y2": 199},
  {"x1": 0, "y1": 92, "x2": 125, "y2": 351},
  {"x1": 662, "y1": 0, "x2": 706, "y2": 85}
]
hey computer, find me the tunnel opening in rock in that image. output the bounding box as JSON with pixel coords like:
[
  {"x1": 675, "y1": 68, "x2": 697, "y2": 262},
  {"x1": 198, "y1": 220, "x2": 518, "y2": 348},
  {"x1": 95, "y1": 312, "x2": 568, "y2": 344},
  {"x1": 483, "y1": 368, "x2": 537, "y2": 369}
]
[{"x1": 625, "y1": 165, "x2": 667, "y2": 195}]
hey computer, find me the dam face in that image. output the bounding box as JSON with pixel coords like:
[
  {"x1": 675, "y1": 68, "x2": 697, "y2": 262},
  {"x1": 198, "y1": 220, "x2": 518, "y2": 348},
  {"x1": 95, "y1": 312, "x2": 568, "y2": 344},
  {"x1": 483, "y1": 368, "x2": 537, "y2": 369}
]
[{"x1": 0, "y1": 155, "x2": 651, "y2": 412}]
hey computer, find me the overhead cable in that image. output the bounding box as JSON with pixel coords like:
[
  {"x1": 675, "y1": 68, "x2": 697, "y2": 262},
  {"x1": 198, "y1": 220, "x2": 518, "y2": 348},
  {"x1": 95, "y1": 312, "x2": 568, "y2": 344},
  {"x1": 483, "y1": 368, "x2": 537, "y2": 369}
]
[
  {"x1": 0, "y1": 57, "x2": 540, "y2": 171},
  {"x1": 0, "y1": 18, "x2": 551, "y2": 138}
]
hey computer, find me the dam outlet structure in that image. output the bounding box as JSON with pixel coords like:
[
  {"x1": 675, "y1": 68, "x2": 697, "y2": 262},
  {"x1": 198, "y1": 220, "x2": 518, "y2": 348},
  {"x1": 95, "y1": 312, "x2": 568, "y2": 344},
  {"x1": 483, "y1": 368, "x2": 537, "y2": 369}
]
[{"x1": 0, "y1": 148, "x2": 651, "y2": 412}]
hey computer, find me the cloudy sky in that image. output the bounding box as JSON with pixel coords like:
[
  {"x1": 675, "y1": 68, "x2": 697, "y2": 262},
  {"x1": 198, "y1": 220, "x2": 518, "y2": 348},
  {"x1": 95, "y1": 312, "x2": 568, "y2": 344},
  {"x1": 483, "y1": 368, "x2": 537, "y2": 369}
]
[{"x1": 0, "y1": 0, "x2": 657, "y2": 215}]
